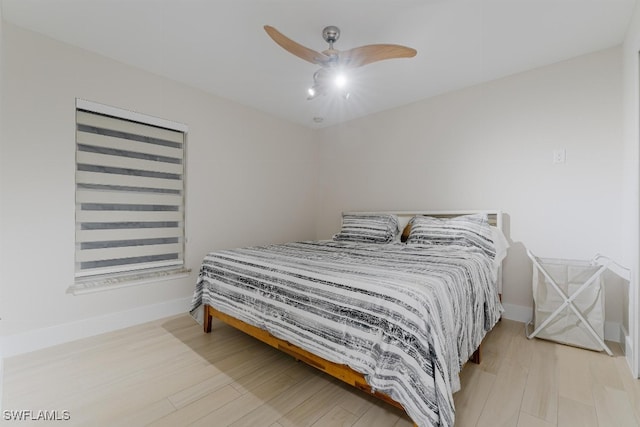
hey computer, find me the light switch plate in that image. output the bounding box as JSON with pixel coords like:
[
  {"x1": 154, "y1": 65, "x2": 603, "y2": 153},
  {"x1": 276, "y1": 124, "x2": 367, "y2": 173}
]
[{"x1": 553, "y1": 148, "x2": 566, "y2": 164}]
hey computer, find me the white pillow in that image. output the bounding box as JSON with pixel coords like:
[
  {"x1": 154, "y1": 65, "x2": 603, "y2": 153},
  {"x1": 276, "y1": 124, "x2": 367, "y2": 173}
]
[
  {"x1": 406, "y1": 213, "x2": 496, "y2": 258},
  {"x1": 333, "y1": 213, "x2": 400, "y2": 244}
]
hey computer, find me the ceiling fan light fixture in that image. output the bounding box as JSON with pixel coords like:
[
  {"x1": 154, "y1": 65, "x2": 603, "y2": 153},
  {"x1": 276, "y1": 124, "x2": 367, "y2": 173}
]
[
  {"x1": 334, "y1": 73, "x2": 347, "y2": 89},
  {"x1": 307, "y1": 85, "x2": 322, "y2": 100},
  {"x1": 305, "y1": 68, "x2": 351, "y2": 101},
  {"x1": 264, "y1": 24, "x2": 416, "y2": 100}
]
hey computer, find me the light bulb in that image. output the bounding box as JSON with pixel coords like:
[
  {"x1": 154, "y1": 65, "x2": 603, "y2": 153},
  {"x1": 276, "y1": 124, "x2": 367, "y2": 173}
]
[{"x1": 334, "y1": 73, "x2": 347, "y2": 89}]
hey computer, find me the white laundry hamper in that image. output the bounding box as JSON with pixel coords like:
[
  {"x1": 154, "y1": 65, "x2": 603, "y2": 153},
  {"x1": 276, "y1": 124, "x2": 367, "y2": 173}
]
[{"x1": 525, "y1": 250, "x2": 628, "y2": 355}]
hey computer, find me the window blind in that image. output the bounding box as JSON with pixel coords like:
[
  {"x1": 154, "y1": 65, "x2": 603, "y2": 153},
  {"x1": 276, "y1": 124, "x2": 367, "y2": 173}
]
[{"x1": 75, "y1": 108, "x2": 185, "y2": 279}]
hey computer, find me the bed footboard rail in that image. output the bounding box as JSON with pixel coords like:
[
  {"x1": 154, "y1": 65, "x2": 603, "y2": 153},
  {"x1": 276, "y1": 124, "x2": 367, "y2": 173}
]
[
  {"x1": 203, "y1": 305, "x2": 408, "y2": 409},
  {"x1": 203, "y1": 304, "x2": 482, "y2": 427}
]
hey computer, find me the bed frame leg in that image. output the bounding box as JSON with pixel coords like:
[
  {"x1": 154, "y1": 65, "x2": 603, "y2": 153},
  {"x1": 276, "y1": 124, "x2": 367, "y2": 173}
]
[
  {"x1": 203, "y1": 305, "x2": 213, "y2": 333},
  {"x1": 470, "y1": 344, "x2": 481, "y2": 364}
]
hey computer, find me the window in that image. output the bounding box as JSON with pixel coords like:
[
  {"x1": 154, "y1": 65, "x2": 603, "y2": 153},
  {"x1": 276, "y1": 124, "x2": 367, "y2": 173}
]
[{"x1": 71, "y1": 99, "x2": 188, "y2": 294}]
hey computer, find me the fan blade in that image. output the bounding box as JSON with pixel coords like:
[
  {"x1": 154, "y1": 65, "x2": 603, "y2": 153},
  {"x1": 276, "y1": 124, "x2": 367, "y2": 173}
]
[
  {"x1": 264, "y1": 25, "x2": 330, "y2": 65},
  {"x1": 339, "y1": 44, "x2": 417, "y2": 68}
]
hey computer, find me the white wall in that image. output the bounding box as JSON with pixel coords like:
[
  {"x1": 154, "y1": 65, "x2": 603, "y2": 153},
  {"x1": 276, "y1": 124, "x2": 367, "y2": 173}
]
[
  {"x1": 315, "y1": 48, "x2": 626, "y2": 329},
  {"x1": 0, "y1": 1, "x2": 5, "y2": 404},
  {"x1": 623, "y1": 1, "x2": 640, "y2": 378},
  {"x1": 0, "y1": 23, "x2": 318, "y2": 349},
  {"x1": 0, "y1": 19, "x2": 634, "y2": 368}
]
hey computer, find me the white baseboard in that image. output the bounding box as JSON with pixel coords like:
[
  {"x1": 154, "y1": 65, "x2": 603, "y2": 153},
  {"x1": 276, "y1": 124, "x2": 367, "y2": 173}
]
[
  {"x1": 625, "y1": 334, "x2": 633, "y2": 358},
  {"x1": 501, "y1": 303, "x2": 532, "y2": 324},
  {"x1": 0, "y1": 297, "x2": 192, "y2": 358},
  {"x1": 624, "y1": 331, "x2": 636, "y2": 377},
  {"x1": 501, "y1": 302, "x2": 623, "y2": 344},
  {"x1": 604, "y1": 321, "x2": 622, "y2": 344}
]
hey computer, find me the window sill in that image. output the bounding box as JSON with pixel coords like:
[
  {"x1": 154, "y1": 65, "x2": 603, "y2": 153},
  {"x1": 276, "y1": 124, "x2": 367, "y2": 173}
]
[{"x1": 68, "y1": 267, "x2": 192, "y2": 295}]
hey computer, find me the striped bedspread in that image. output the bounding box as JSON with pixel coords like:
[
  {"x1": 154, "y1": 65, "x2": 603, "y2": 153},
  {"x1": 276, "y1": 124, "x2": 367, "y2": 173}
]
[{"x1": 190, "y1": 240, "x2": 502, "y2": 427}]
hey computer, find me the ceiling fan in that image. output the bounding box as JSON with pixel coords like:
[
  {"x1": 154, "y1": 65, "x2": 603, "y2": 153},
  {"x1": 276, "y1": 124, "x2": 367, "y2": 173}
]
[{"x1": 264, "y1": 25, "x2": 417, "y2": 100}]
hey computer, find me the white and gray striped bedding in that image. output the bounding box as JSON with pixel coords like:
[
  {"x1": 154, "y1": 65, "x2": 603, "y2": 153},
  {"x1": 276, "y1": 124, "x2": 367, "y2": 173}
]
[
  {"x1": 190, "y1": 240, "x2": 502, "y2": 427},
  {"x1": 407, "y1": 214, "x2": 496, "y2": 259},
  {"x1": 333, "y1": 213, "x2": 400, "y2": 243}
]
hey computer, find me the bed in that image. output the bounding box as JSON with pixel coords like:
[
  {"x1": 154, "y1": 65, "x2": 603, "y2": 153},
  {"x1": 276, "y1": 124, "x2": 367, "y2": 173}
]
[{"x1": 189, "y1": 211, "x2": 508, "y2": 427}]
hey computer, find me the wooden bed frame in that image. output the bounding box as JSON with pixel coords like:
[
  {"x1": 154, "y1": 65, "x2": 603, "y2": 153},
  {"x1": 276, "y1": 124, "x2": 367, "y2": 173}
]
[
  {"x1": 201, "y1": 211, "x2": 503, "y2": 425},
  {"x1": 203, "y1": 304, "x2": 481, "y2": 426}
]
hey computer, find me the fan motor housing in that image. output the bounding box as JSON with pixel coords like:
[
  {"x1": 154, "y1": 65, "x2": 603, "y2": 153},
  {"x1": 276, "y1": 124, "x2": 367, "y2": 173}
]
[{"x1": 322, "y1": 26, "x2": 340, "y2": 44}]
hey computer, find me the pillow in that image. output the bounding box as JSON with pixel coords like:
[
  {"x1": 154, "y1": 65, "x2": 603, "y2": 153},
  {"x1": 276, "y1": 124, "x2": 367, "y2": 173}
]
[
  {"x1": 406, "y1": 213, "x2": 496, "y2": 259},
  {"x1": 333, "y1": 213, "x2": 399, "y2": 244},
  {"x1": 491, "y1": 226, "x2": 509, "y2": 266}
]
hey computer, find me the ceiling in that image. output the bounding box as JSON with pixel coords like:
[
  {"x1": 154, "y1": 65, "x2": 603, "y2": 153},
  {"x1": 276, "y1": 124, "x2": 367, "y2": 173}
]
[{"x1": 1, "y1": 0, "x2": 636, "y2": 128}]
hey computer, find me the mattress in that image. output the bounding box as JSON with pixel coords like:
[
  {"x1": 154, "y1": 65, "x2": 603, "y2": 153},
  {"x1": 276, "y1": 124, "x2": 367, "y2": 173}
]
[{"x1": 190, "y1": 240, "x2": 503, "y2": 427}]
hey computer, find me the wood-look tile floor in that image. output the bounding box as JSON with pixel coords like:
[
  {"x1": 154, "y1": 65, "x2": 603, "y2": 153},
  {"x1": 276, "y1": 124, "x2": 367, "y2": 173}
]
[{"x1": 2, "y1": 316, "x2": 639, "y2": 426}]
